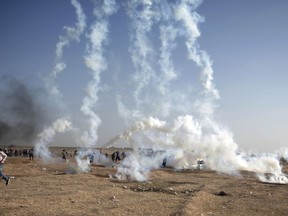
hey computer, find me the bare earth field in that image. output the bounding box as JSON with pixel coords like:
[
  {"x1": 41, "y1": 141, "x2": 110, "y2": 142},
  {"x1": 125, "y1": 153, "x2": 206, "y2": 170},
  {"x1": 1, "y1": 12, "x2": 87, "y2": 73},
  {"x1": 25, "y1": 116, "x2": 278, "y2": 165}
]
[{"x1": 1, "y1": 149, "x2": 287, "y2": 216}]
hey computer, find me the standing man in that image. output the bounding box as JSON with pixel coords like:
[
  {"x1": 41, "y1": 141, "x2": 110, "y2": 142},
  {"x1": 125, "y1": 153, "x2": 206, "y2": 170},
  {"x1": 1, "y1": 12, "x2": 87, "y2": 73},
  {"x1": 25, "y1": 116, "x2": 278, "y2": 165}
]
[
  {"x1": 28, "y1": 148, "x2": 34, "y2": 161},
  {"x1": 0, "y1": 148, "x2": 10, "y2": 185}
]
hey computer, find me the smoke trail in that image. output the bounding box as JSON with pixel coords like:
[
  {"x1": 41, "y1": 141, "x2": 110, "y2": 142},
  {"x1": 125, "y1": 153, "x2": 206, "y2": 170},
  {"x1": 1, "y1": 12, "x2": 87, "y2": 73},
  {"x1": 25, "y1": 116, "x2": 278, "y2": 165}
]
[
  {"x1": 106, "y1": 117, "x2": 170, "y2": 148},
  {"x1": 34, "y1": 118, "x2": 71, "y2": 163},
  {"x1": 158, "y1": 25, "x2": 178, "y2": 97},
  {"x1": 36, "y1": 0, "x2": 86, "y2": 163},
  {"x1": 45, "y1": 0, "x2": 86, "y2": 107},
  {"x1": 80, "y1": 0, "x2": 118, "y2": 148},
  {"x1": 174, "y1": 0, "x2": 219, "y2": 117},
  {"x1": 111, "y1": 0, "x2": 288, "y2": 184},
  {"x1": 156, "y1": 6, "x2": 183, "y2": 117},
  {"x1": 117, "y1": 0, "x2": 160, "y2": 121}
]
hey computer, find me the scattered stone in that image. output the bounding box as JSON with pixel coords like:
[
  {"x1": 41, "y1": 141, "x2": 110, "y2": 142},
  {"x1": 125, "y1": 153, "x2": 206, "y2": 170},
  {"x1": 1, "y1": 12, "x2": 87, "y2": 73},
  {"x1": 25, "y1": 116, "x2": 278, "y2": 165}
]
[
  {"x1": 111, "y1": 196, "x2": 119, "y2": 202},
  {"x1": 216, "y1": 191, "x2": 227, "y2": 196},
  {"x1": 123, "y1": 186, "x2": 128, "y2": 189}
]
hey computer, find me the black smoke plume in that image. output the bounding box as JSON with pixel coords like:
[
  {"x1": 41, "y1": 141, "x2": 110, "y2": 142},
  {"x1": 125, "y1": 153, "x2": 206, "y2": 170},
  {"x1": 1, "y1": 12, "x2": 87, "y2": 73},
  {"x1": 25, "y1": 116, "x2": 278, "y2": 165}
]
[{"x1": 0, "y1": 76, "x2": 47, "y2": 146}]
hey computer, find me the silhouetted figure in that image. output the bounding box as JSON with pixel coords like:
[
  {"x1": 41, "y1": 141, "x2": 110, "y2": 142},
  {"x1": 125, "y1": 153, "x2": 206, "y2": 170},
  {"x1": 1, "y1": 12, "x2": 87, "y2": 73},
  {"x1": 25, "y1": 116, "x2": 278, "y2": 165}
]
[
  {"x1": 115, "y1": 151, "x2": 121, "y2": 162},
  {"x1": 62, "y1": 149, "x2": 68, "y2": 160},
  {"x1": 28, "y1": 148, "x2": 34, "y2": 160},
  {"x1": 162, "y1": 157, "x2": 167, "y2": 167},
  {"x1": 111, "y1": 152, "x2": 116, "y2": 162}
]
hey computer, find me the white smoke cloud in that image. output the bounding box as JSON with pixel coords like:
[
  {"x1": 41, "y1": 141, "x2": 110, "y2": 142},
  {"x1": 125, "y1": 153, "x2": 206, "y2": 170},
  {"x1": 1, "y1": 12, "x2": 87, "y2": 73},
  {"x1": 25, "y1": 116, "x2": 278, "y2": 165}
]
[
  {"x1": 111, "y1": 0, "x2": 288, "y2": 184},
  {"x1": 114, "y1": 115, "x2": 288, "y2": 183},
  {"x1": 35, "y1": 118, "x2": 71, "y2": 163},
  {"x1": 107, "y1": 116, "x2": 169, "y2": 148},
  {"x1": 276, "y1": 147, "x2": 288, "y2": 161},
  {"x1": 33, "y1": 0, "x2": 287, "y2": 185}
]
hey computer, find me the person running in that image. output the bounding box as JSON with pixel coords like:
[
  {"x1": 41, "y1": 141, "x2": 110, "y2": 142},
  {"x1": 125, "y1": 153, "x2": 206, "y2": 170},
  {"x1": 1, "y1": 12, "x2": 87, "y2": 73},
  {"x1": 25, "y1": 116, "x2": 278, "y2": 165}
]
[{"x1": 0, "y1": 148, "x2": 10, "y2": 185}]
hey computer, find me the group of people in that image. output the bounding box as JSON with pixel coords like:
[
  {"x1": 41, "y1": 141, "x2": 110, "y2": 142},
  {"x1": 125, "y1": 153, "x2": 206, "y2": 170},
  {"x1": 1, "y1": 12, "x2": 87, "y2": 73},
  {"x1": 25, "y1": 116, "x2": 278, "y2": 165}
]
[
  {"x1": 1, "y1": 147, "x2": 34, "y2": 159},
  {"x1": 111, "y1": 151, "x2": 126, "y2": 163}
]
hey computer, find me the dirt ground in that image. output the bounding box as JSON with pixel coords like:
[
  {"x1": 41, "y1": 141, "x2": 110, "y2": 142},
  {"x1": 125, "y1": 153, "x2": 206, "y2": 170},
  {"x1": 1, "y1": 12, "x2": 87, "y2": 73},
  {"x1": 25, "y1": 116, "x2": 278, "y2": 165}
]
[{"x1": 0, "y1": 149, "x2": 287, "y2": 216}]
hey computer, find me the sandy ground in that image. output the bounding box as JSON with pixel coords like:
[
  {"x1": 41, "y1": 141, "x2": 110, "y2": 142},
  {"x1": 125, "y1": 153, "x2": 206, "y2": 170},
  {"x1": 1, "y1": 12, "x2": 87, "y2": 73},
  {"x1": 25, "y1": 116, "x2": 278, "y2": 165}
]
[{"x1": 0, "y1": 151, "x2": 287, "y2": 216}]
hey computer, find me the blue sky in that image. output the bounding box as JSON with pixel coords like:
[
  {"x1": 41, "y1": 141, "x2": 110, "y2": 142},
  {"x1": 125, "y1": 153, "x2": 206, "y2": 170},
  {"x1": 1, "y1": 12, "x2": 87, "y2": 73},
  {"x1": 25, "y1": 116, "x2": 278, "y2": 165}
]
[{"x1": 0, "y1": 0, "x2": 287, "y2": 152}]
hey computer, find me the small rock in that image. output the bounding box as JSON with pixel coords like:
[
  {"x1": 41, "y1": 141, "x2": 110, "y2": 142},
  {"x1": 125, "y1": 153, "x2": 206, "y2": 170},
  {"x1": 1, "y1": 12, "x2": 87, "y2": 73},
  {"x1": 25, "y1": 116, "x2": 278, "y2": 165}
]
[{"x1": 217, "y1": 191, "x2": 227, "y2": 196}]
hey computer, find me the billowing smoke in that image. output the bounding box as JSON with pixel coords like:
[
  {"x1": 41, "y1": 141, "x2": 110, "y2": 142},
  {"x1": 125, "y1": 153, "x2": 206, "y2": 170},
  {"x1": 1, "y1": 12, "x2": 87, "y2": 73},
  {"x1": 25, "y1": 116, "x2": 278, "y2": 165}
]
[
  {"x1": 113, "y1": 115, "x2": 288, "y2": 183},
  {"x1": 276, "y1": 147, "x2": 288, "y2": 162},
  {"x1": 34, "y1": 118, "x2": 71, "y2": 163},
  {"x1": 71, "y1": 148, "x2": 112, "y2": 174},
  {"x1": 8, "y1": 0, "x2": 285, "y2": 184},
  {"x1": 110, "y1": 0, "x2": 288, "y2": 184},
  {"x1": 0, "y1": 77, "x2": 47, "y2": 146},
  {"x1": 107, "y1": 117, "x2": 169, "y2": 148}
]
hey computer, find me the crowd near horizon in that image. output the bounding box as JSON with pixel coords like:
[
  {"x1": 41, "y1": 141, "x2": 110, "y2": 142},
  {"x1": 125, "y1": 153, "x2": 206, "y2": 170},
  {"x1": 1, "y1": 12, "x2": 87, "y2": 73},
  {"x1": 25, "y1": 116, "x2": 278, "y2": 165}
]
[{"x1": 0, "y1": 145, "x2": 129, "y2": 165}]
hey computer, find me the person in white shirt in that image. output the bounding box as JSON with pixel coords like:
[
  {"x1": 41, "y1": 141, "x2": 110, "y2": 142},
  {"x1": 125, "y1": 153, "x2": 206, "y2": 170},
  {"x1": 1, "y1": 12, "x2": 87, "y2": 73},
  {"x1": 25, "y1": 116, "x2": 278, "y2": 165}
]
[{"x1": 0, "y1": 148, "x2": 10, "y2": 185}]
